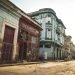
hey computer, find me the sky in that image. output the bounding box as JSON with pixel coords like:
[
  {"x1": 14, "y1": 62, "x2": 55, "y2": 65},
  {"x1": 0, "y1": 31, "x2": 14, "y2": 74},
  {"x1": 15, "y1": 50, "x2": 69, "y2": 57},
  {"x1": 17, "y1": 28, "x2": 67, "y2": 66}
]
[{"x1": 10, "y1": 0, "x2": 75, "y2": 44}]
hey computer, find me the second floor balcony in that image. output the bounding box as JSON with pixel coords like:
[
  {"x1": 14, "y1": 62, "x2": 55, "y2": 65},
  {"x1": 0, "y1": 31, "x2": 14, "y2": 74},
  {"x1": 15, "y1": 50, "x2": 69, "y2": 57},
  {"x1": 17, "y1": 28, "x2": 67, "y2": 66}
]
[{"x1": 56, "y1": 27, "x2": 61, "y2": 34}]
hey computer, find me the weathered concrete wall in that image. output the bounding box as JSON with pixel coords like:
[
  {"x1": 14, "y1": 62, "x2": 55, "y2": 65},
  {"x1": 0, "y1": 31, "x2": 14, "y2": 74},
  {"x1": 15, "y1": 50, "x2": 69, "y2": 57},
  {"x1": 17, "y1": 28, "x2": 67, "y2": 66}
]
[{"x1": 0, "y1": 7, "x2": 21, "y2": 62}]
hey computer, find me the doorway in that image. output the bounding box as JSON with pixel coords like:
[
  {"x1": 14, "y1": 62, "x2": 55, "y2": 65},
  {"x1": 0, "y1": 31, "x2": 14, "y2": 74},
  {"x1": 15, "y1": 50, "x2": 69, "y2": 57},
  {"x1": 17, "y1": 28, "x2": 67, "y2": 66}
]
[
  {"x1": 18, "y1": 42, "x2": 27, "y2": 61},
  {"x1": 1, "y1": 26, "x2": 15, "y2": 64}
]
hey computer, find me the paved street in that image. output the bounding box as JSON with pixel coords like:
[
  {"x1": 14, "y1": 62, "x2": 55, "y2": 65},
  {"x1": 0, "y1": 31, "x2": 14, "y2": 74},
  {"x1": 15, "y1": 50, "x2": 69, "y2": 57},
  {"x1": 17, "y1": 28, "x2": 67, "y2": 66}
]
[{"x1": 0, "y1": 61, "x2": 75, "y2": 75}]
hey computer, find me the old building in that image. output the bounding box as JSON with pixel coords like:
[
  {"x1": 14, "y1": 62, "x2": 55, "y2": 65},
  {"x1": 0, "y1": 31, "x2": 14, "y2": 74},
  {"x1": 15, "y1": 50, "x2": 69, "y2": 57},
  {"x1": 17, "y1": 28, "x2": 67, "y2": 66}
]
[
  {"x1": 0, "y1": 0, "x2": 42, "y2": 64},
  {"x1": 70, "y1": 42, "x2": 75, "y2": 59},
  {"x1": 64, "y1": 35, "x2": 72, "y2": 60},
  {"x1": 0, "y1": 0, "x2": 21, "y2": 64},
  {"x1": 29, "y1": 8, "x2": 66, "y2": 60},
  {"x1": 18, "y1": 16, "x2": 42, "y2": 62},
  {"x1": 64, "y1": 35, "x2": 75, "y2": 60}
]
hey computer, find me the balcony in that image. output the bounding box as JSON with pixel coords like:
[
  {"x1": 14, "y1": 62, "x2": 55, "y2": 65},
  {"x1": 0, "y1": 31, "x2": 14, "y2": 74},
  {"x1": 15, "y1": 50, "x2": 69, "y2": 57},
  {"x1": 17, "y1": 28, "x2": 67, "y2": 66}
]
[
  {"x1": 56, "y1": 27, "x2": 61, "y2": 34},
  {"x1": 45, "y1": 37, "x2": 52, "y2": 40},
  {"x1": 54, "y1": 40, "x2": 63, "y2": 47}
]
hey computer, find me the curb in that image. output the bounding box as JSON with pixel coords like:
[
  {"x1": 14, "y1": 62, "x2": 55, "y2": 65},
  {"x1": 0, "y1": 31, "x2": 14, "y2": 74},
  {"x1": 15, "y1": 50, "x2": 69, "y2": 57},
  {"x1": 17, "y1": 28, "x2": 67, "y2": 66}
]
[{"x1": 0, "y1": 62, "x2": 40, "y2": 67}]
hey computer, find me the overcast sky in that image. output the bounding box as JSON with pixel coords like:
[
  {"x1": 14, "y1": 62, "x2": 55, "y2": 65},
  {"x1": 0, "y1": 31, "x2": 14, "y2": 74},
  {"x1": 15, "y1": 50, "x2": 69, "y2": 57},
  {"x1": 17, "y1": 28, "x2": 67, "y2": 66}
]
[{"x1": 11, "y1": 0, "x2": 75, "y2": 44}]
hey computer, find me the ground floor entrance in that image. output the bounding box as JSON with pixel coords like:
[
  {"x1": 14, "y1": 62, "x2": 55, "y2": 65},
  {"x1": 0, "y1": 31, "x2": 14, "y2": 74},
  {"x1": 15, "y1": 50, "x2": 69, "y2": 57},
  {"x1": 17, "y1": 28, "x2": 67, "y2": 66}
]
[
  {"x1": 1, "y1": 26, "x2": 15, "y2": 64},
  {"x1": 18, "y1": 42, "x2": 27, "y2": 61},
  {"x1": 55, "y1": 47, "x2": 62, "y2": 60},
  {"x1": 39, "y1": 42, "x2": 63, "y2": 60}
]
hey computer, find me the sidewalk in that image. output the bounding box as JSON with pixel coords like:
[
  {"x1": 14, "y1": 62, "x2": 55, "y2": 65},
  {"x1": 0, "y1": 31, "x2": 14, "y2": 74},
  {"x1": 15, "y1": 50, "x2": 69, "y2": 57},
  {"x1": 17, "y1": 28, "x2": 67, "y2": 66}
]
[
  {"x1": 0, "y1": 60, "x2": 67, "y2": 67},
  {"x1": 0, "y1": 61, "x2": 40, "y2": 67},
  {"x1": 0, "y1": 60, "x2": 65, "y2": 67}
]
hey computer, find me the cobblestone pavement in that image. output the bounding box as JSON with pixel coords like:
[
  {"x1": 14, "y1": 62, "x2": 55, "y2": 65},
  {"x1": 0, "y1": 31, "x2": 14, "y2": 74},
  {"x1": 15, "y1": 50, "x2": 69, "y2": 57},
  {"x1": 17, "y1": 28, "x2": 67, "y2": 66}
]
[{"x1": 0, "y1": 61, "x2": 75, "y2": 75}]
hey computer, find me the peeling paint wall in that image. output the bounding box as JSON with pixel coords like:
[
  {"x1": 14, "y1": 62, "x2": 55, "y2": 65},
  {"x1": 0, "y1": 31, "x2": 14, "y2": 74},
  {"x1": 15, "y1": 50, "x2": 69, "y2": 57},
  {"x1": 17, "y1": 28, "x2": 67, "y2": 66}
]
[{"x1": 0, "y1": 6, "x2": 21, "y2": 62}]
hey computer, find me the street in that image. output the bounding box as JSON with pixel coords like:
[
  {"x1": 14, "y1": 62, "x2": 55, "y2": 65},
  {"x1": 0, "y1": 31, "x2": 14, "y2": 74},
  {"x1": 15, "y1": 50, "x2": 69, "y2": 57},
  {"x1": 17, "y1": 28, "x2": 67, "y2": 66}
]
[{"x1": 0, "y1": 61, "x2": 75, "y2": 75}]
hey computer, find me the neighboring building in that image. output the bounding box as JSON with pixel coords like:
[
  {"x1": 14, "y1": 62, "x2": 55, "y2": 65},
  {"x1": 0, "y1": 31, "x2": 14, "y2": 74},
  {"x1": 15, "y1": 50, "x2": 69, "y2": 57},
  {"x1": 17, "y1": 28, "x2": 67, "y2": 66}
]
[
  {"x1": 29, "y1": 8, "x2": 66, "y2": 60},
  {"x1": 18, "y1": 16, "x2": 42, "y2": 62},
  {"x1": 64, "y1": 35, "x2": 75, "y2": 60},
  {"x1": 0, "y1": 0, "x2": 42, "y2": 64},
  {"x1": 70, "y1": 42, "x2": 75, "y2": 59},
  {"x1": 64, "y1": 35, "x2": 72, "y2": 60}
]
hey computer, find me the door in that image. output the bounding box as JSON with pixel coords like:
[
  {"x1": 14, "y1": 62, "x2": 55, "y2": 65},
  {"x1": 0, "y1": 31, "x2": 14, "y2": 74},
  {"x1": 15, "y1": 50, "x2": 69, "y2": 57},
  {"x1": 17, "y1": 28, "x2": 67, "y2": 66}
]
[
  {"x1": 18, "y1": 42, "x2": 27, "y2": 61},
  {"x1": 18, "y1": 29, "x2": 27, "y2": 61},
  {"x1": 1, "y1": 26, "x2": 15, "y2": 64}
]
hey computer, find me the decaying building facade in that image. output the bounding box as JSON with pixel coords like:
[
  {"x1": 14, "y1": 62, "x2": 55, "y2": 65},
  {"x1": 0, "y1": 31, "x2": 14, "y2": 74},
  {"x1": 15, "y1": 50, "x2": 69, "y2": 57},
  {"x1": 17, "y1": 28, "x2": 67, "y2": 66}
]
[
  {"x1": 0, "y1": 0, "x2": 42, "y2": 64},
  {"x1": 18, "y1": 16, "x2": 42, "y2": 62},
  {"x1": 0, "y1": 0, "x2": 21, "y2": 64},
  {"x1": 64, "y1": 35, "x2": 75, "y2": 60},
  {"x1": 29, "y1": 8, "x2": 66, "y2": 60}
]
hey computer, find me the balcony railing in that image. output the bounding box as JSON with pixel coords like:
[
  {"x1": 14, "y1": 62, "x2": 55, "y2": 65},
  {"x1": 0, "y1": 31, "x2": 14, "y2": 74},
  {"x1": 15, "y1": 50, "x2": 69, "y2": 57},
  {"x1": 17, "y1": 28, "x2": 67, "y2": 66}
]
[{"x1": 56, "y1": 27, "x2": 61, "y2": 34}]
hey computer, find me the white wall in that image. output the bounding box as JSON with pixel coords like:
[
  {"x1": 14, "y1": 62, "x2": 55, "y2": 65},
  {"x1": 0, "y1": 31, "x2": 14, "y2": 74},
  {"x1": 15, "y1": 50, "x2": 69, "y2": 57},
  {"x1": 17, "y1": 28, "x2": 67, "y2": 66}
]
[{"x1": 0, "y1": 8, "x2": 21, "y2": 60}]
